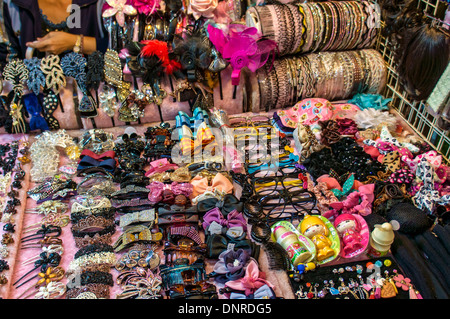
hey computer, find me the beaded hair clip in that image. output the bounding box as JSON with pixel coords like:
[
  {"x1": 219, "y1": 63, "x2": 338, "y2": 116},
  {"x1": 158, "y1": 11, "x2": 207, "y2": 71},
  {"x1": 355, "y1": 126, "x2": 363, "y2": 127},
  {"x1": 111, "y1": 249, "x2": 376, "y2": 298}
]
[
  {"x1": 3, "y1": 59, "x2": 29, "y2": 133},
  {"x1": 61, "y1": 52, "x2": 98, "y2": 118},
  {"x1": 24, "y1": 57, "x2": 46, "y2": 96}
]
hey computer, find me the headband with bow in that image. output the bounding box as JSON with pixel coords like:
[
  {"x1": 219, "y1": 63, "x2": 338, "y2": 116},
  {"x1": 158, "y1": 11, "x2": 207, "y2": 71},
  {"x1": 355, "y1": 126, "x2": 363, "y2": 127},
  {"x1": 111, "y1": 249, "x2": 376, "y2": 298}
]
[
  {"x1": 202, "y1": 208, "x2": 247, "y2": 237},
  {"x1": 206, "y1": 233, "x2": 257, "y2": 259},
  {"x1": 197, "y1": 194, "x2": 243, "y2": 216},
  {"x1": 224, "y1": 260, "x2": 274, "y2": 296},
  {"x1": 190, "y1": 173, "x2": 234, "y2": 199},
  {"x1": 412, "y1": 157, "x2": 450, "y2": 213}
]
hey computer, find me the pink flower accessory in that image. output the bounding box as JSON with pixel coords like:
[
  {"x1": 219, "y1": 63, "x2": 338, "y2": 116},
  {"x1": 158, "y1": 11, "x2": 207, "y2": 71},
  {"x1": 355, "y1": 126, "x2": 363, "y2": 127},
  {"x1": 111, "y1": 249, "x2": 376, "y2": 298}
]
[
  {"x1": 392, "y1": 273, "x2": 423, "y2": 299},
  {"x1": 207, "y1": 24, "x2": 278, "y2": 85},
  {"x1": 188, "y1": 0, "x2": 219, "y2": 20},
  {"x1": 393, "y1": 274, "x2": 410, "y2": 291},
  {"x1": 102, "y1": 0, "x2": 137, "y2": 27},
  {"x1": 130, "y1": 0, "x2": 159, "y2": 15}
]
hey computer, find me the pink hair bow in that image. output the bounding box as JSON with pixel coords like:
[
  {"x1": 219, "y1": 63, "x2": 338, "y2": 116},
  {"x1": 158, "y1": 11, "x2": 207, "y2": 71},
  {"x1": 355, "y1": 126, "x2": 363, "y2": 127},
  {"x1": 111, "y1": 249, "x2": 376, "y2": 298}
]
[
  {"x1": 146, "y1": 181, "x2": 193, "y2": 204},
  {"x1": 207, "y1": 24, "x2": 277, "y2": 86},
  {"x1": 325, "y1": 184, "x2": 375, "y2": 219},
  {"x1": 225, "y1": 260, "x2": 274, "y2": 296},
  {"x1": 202, "y1": 207, "x2": 247, "y2": 232}
]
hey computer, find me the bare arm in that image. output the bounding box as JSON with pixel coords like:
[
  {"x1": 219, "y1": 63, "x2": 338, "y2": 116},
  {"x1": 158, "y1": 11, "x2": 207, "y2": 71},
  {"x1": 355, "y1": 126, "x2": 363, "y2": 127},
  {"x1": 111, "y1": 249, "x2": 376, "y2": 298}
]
[{"x1": 26, "y1": 31, "x2": 97, "y2": 55}]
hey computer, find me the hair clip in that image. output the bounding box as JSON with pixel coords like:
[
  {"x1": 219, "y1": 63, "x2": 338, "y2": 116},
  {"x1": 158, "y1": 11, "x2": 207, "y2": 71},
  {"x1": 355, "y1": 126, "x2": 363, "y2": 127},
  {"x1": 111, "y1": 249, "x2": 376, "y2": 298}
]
[
  {"x1": 16, "y1": 266, "x2": 66, "y2": 299},
  {"x1": 22, "y1": 244, "x2": 64, "y2": 267},
  {"x1": 67, "y1": 270, "x2": 114, "y2": 288},
  {"x1": 20, "y1": 236, "x2": 63, "y2": 250},
  {"x1": 26, "y1": 200, "x2": 68, "y2": 215},
  {"x1": 21, "y1": 225, "x2": 62, "y2": 243},
  {"x1": 13, "y1": 251, "x2": 62, "y2": 288},
  {"x1": 86, "y1": 51, "x2": 105, "y2": 93},
  {"x1": 113, "y1": 225, "x2": 162, "y2": 252},
  {"x1": 23, "y1": 212, "x2": 70, "y2": 235},
  {"x1": 3, "y1": 59, "x2": 29, "y2": 133},
  {"x1": 119, "y1": 209, "x2": 155, "y2": 229},
  {"x1": 67, "y1": 250, "x2": 116, "y2": 275},
  {"x1": 115, "y1": 245, "x2": 160, "y2": 272},
  {"x1": 41, "y1": 90, "x2": 61, "y2": 130},
  {"x1": 104, "y1": 49, "x2": 131, "y2": 102},
  {"x1": 115, "y1": 268, "x2": 163, "y2": 299},
  {"x1": 24, "y1": 57, "x2": 46, "y2": 96},
  {"x1": 40, "y1": 55, "x2": 66, "y2": 95},
  {"x1": 61, "y1": 52, "x2": 98, "y2": 116}
]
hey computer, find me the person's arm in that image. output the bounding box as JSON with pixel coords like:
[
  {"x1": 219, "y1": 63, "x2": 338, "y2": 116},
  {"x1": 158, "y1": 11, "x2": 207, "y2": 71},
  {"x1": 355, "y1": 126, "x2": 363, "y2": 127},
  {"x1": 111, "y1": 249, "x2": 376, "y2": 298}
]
[{"x1": 25, "y1": 31, "x2": 97, "y2": 55}]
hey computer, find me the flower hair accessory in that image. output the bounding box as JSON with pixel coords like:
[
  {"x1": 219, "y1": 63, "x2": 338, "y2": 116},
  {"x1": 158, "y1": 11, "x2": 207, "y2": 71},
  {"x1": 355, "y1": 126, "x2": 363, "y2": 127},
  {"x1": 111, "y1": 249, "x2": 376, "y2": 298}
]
[
  {"x1": 207, "y1": 24, "x2": 278, "y2": 85},
  {"x1": 188, "y1": 0, "x2": 218, "y2": 20},
  {"x1": 102, "y1": 0, "x2": 137, "y2": 27},
  {"x1": 131, "y1": 0, "x2": 160, "y2": 15}
]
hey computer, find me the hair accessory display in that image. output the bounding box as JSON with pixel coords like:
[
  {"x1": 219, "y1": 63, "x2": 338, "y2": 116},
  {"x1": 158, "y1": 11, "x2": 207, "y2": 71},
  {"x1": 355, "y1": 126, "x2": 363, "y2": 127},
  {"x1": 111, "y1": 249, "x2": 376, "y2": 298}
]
[
  {"x1": 254, "y1": 49, "x2": 387, "y2": 111},
  {"x1": 246, "y1": 2, "x2": 380, "y2": 56}
]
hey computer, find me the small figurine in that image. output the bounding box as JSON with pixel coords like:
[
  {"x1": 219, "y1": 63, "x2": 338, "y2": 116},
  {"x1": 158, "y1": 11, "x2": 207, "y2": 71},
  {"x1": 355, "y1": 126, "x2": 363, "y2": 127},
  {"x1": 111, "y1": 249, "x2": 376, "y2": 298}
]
[
  {"x1": 334, "y1": 213, "x2": 363, "y2": 256},
  {"x1": 300, "y1": 215, "x2": 335, "y2": 261}
]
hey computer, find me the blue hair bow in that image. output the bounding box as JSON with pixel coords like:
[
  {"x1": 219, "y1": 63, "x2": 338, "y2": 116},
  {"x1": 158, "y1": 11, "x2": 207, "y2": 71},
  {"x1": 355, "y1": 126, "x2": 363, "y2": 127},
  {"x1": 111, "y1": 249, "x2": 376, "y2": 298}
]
[{"x1": 23, "y1": 93, "x2": 49, "y2": 132}]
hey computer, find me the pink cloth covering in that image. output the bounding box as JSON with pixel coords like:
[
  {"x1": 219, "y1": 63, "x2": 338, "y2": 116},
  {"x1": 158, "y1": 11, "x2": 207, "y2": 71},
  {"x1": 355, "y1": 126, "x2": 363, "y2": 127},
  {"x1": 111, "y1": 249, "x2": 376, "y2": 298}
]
[{"x1": 0, "y1": 122, "x2": 292, "y2": 299}]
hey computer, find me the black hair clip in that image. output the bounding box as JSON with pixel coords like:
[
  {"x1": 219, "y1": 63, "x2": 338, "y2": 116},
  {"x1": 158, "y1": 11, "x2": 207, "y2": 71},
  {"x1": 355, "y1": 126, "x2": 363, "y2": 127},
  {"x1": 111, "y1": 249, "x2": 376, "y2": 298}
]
[
  {"x1": 187, "y1": 161, "x2": 222, "y2": 173},
  {"x1": 20, "y1": 225, "x2": 62, "y2": 243},
  {"x1": 13, "y1": 251, "x2": 62, "y2": 288}
]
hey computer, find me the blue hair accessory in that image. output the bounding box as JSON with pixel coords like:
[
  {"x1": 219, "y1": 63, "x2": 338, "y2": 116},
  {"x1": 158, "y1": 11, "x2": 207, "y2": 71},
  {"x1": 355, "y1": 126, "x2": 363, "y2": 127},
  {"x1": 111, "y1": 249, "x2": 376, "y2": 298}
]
[
  {"x1": 23, "y1": 93, "x2": 49, "y2": 132},
  {"x1": 347, "y1": 93, "x2": 392, "y2": 111},
  {"x1": 24, "y1": 57, "x2": 46, "y2": 96},
  {"x1": 61, "y1": 52, "x2": 97, "y2": 114}
]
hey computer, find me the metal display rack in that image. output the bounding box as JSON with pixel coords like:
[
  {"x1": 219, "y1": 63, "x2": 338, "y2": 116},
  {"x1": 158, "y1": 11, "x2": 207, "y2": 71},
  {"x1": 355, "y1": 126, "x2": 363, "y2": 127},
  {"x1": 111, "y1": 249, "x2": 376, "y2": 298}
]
[{"x1": 374, "y1": 0, "x2": 450, "y2": 162}]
